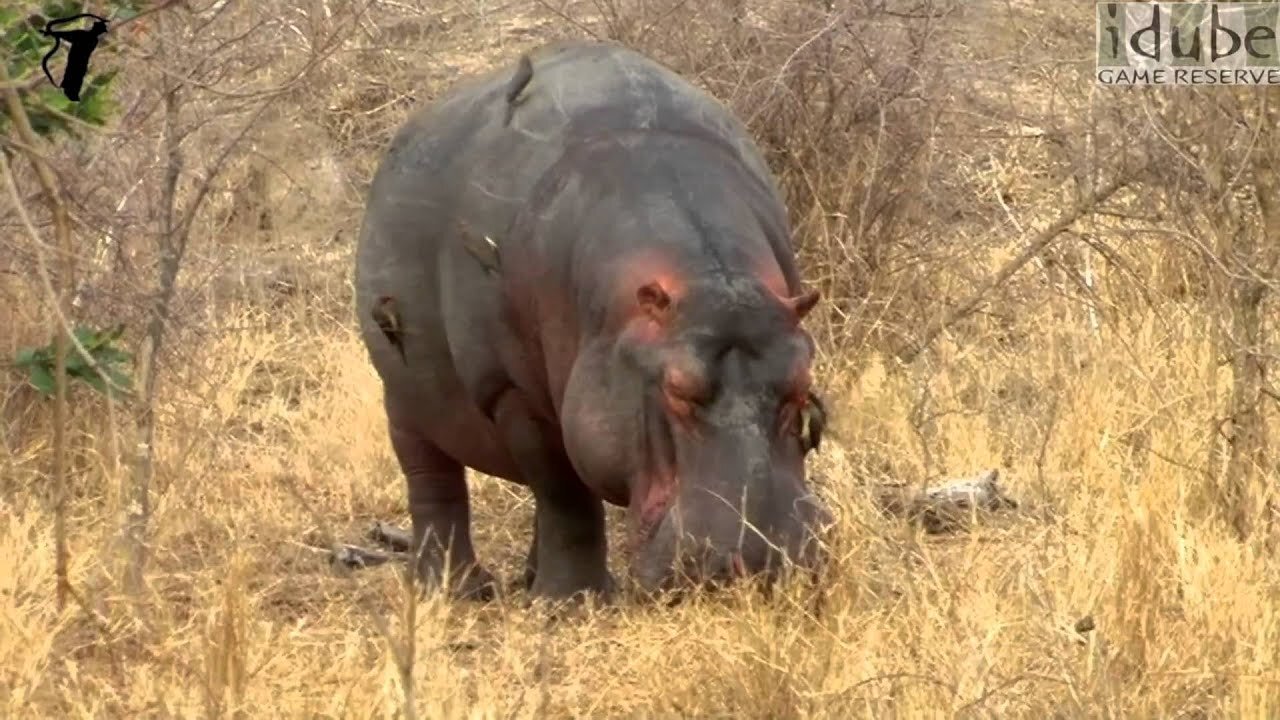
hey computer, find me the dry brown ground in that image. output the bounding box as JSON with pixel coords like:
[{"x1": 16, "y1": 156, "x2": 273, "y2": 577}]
[{"x1": 3, "y1": 1, "x2": 1279, "y2": 718}]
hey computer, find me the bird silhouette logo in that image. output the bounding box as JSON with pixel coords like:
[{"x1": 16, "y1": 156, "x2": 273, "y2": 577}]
[{"x1": 40, "y1": 14, "x2": 110, "y2": 102}]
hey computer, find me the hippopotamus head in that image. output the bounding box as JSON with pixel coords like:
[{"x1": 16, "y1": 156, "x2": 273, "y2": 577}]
[
  {"x1": 560, "y1": 252, "x2": 831, "y2": 594},
  {"x1": 624, "y1": 276, "x2": 829, "y2": 592}
]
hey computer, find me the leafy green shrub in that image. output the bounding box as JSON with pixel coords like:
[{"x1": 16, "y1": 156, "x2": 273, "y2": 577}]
[{"x1": 13, "y1": 325, "x2": 134, "y2": 398}]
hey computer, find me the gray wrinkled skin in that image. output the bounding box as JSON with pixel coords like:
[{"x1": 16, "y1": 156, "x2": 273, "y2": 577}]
[{"x1": 354, "y1": 40, "x2": 830, "y2": 601}]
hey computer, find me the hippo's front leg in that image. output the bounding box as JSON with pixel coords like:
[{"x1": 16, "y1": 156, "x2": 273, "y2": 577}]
[
  {"x1": 520, "y1": 514, "x2": 538, "y2": 590},
  {"x1": 491, "y1": 389, "x2": 614, "y2": 601},
  {"x1": 385, "y1": 397, "x2": 498, "y2": 601}
]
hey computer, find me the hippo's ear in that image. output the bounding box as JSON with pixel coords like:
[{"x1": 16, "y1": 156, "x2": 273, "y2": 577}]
[
  {"x1": 784, "y1": 288, "x2": 821, "y2": 322},
  {"x1": 636, "y1": 281, "x2": 672, "y2": 322}
]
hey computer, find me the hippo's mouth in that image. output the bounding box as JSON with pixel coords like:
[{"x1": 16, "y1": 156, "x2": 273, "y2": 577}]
[
  {"x1": 627, "y1": 472, "x2": 678, "y2": 554},
  {"x1": 630, "y1": 392, "x2": 680, "y2": 553}
]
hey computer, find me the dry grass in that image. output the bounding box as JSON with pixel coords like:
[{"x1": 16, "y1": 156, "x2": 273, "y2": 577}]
[
  {"x1": 3, "y1": 0, "x2": 1280, "y2": 717},
  {"x1": 5, "y1": 302, "x2": 1279, "y2": 717}
]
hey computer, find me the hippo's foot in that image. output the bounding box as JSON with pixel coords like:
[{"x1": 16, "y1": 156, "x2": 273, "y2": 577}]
[
  {"x1": 417, "y1": 559, "x2": 499, "y2": 602},
  {"x1": 408, "y1": 524, "x2": 499, "y2": 602},
  {"x1": 518, "y1": 528, "x2": 617, "y2": 600},
  {"x1": 359, "y1": 520, "x2": 497, "y2": 600},
  {"x1": 526, "y1": 493, "x2": 615, "y2": 604},
  {"x1": 529, "y1": 568, "x2": 616, "y2": 604}
]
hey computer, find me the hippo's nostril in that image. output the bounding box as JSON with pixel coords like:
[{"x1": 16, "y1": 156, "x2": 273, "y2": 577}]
[{"x1": 669, "y1": 545, "x2": 751, "y2": 588}]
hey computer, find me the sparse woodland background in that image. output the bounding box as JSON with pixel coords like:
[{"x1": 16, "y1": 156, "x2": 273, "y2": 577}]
[{"x1": 2, "y1": 0, "x2": 1279, "y2": 717}]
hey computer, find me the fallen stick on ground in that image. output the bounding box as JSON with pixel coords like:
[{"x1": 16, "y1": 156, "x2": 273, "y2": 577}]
[
  {"x1": 327, "y1": 521, "x2": 414, "y2": 570},
  {"x1": 872, "y1": 468, "x2": 1019, "y2": 534},
  {"x1": 329, "y1": 543, "x2": 406, "y2": 570},
  {"x1": 368, "y1": 521, "x2": 413, "y2": 552}
]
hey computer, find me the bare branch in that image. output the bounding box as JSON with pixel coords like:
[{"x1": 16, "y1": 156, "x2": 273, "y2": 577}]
[{"x1": 898, "y1": 174, "x2": 1132, "y2": 363}]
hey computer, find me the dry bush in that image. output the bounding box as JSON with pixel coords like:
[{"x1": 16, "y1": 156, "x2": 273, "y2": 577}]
[{"x1": 2, "y1": 0, "x2": 1279, "y2": 717}]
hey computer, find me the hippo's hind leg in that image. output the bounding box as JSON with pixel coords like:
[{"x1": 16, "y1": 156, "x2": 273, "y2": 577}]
[
  {"x1": 386, "y1": 396, "x2": 497, "y2": 601},
  {"x1": 491, "y1": 389, "x2": 614, "y2": 601}
]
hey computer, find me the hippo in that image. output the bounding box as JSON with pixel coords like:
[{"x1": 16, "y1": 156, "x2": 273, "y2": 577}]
[{"x1": 354, "y1": 40, "x2": 831, "y2": 602}]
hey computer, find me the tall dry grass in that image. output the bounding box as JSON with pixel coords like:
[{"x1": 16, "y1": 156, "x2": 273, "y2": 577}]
[
  {"x1": 5, "y1": 302, "x2": 1278, "y2": 717},
  {"x1": 2, "y1": 0, "x2": 1278, "y2": 717}
]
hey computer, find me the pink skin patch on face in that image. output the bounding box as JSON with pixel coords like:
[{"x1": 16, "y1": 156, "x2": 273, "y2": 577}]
[
  {"x1": 662, "y1": 362, "x2": 710, "y2": 429},
  {"x1": 664, "y1": 364, "x2": 703, "y2": 396},
  {"x1": 640, "y1": 475, "x2": 677, "y2": 529},
  {"x1": 621, "y1": 251, "x2": 687, "y2": 308},
  {"x1": 629, "y1": 472, "x2": 678, "y2": 553},
  {"x1": 632, "y1": 366, "x2": 705, "y2": 546}
]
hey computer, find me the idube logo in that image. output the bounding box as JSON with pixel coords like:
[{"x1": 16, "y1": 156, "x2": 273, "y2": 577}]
[{"x1": 1097, "y1": 2, "x2": 1280, "y2": 86}]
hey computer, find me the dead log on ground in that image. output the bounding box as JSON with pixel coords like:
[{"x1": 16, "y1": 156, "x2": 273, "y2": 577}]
[{"x1": 873, "y1": 468, "x2": 1019, "y2": 534}]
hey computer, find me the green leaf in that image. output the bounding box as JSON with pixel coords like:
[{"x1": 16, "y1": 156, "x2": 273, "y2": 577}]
[
  {"x1": 103, "y1": 324, "x2": 128, "y2": 346},
  {"x1": 13, "y1": 347, "x2": 38, "y2": 367},
  {"x1": 28, "y1": 365, "x2": 55, "y2": 396},
  {"x1": 80, "y1": 370, "x2": 107, "y2": 395},
  {"x1": 93, "y1": 346, "x2": 129, "y2": 363},
  {"x1": 9, "y1": 27, "x2": 46, "y2": 57},
  {"x1": 40, "y1": 2, "x2": 93, "y2": 21},
  {"x1": 65, "y1": 351, "x2": 88, "y2": 374},
  {"x1": 9, "y1": 315, "x2": 137, "y2": 400},
  {"x1": 13, "y1": 345, "x2": 52, "y2": 367},
  {"x1": 72, "y1": 325, "x2": 98, "y2": 349},
  {"x1": 98, "y1": 350, "x2": 133, "y2": 367},
  {"x1": 80, "y1": 362, "x2": 133, "y2": 397},
  {"x1": 25, "y1": 86, "x2": 74, "y2": 137},
  {"x1": 45, "y1": 89, "x2": 72, "y2": 113},
  {"x1": 104, "y1": 366, "x2": 132, "y2": 394}
]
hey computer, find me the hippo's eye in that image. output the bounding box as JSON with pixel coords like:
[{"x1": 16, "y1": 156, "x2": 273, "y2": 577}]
[
  {"x1": 663, "y1": 380, "x2": 702, "y2": 418},
  {"x1": 664, "y1": 389, "x2": 694, "y2": 418},
  {"x1": 662, "y1": 367, "x2": 708, "y2": 418}
]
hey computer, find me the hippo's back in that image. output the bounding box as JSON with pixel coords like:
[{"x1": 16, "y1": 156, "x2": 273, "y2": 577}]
[
  {"x1": 355, "y1": 41, "x2": 779, "y2": 286},
  {"x1": 385, "y1": 41, "x2": 776, "y2": 197}
]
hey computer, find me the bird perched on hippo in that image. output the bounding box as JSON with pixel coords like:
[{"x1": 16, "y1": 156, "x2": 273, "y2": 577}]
[{"x1": 354, "y1": 40, "x2": 832, "y2": 602}]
